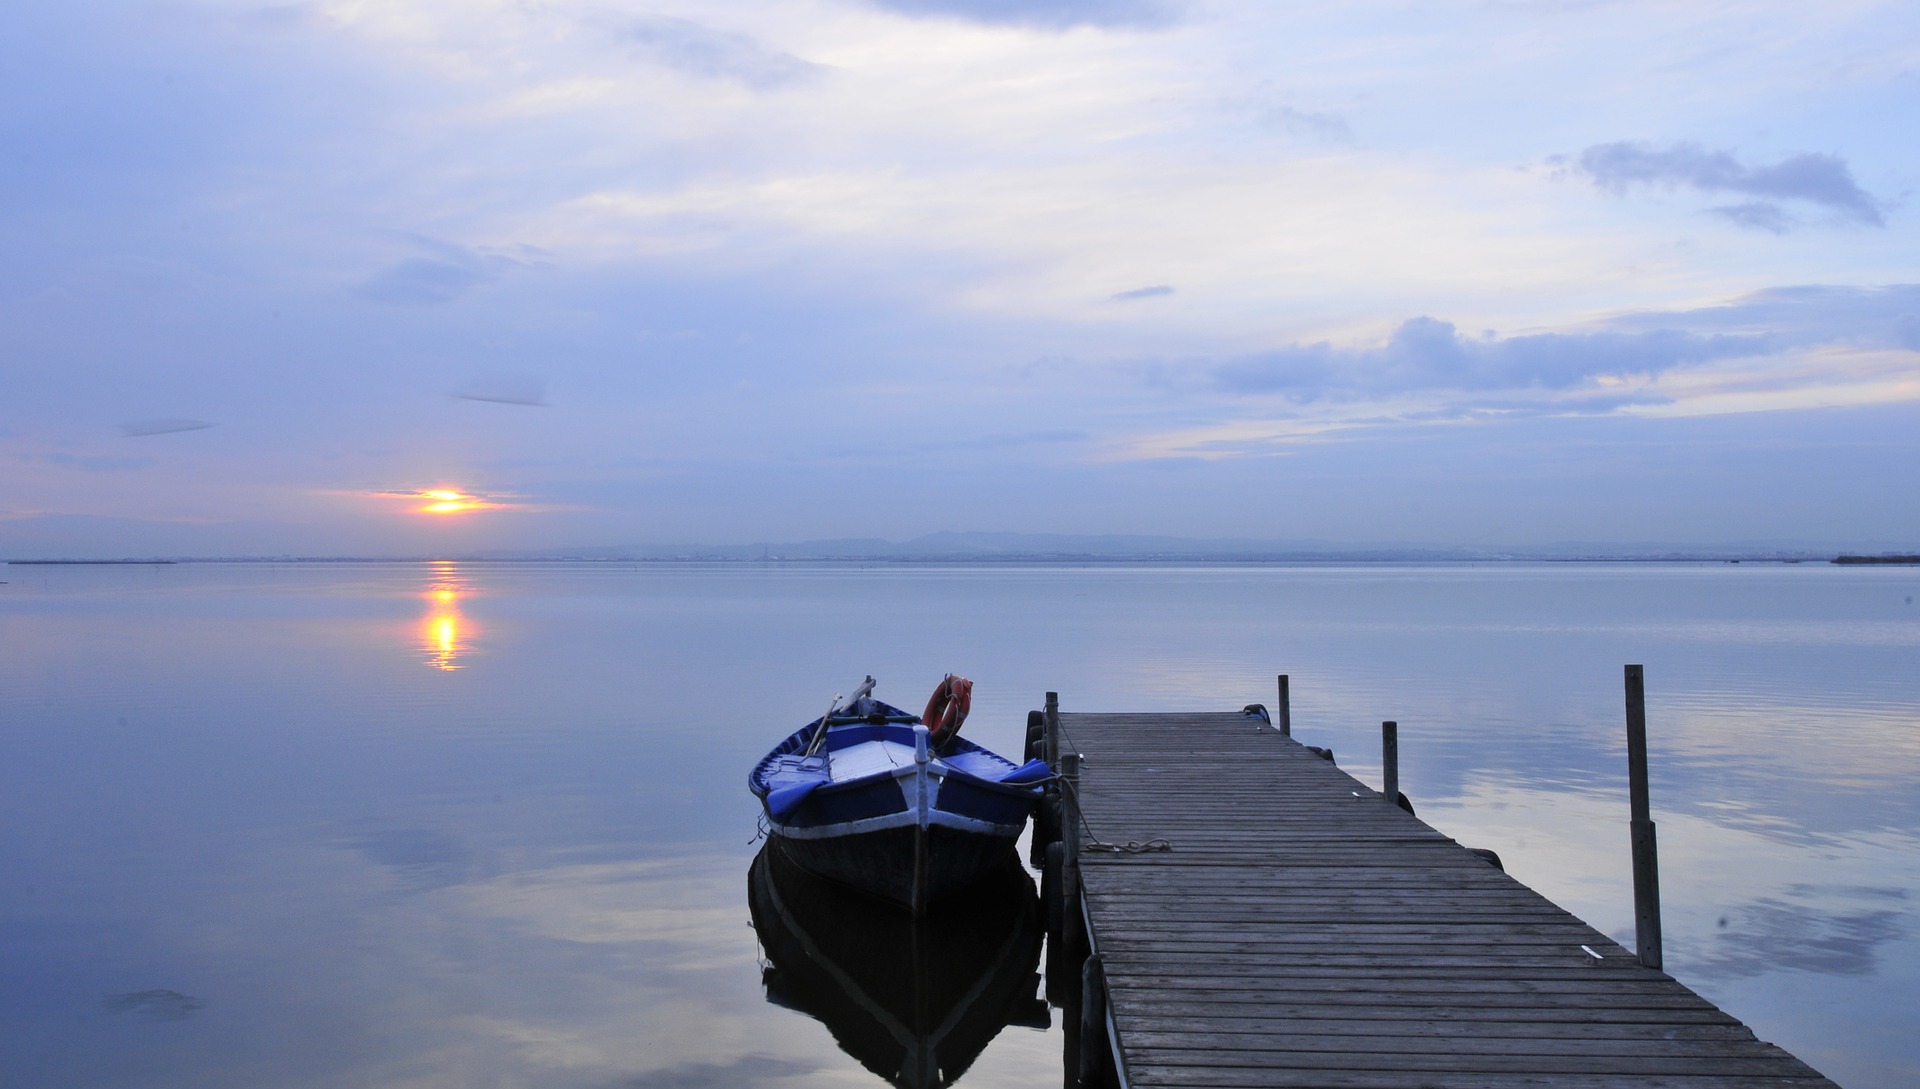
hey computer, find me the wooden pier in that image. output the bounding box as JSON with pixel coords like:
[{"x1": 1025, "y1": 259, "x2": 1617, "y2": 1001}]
[{"x1": 1038, "y1": 704, "x2": 1839, "y2": 1089}]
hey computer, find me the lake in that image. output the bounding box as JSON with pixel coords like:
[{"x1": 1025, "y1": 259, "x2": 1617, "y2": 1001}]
[{"x1": 1, "y1": 560, "x2": 1914, "y2": 1088}]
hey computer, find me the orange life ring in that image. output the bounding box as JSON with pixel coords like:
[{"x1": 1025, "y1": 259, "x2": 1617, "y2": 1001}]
[{"x1": 921, "y1": 674, "x2": 973, "y2": 747}]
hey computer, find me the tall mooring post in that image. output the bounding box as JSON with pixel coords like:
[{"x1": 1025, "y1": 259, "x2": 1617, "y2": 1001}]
[
  {"x1": 1624, "y1": 664, "x2": 1664, "y2": 970},
  {"x1": 1276, "y1": 674, "x2": 1292, "y2": 737},
  {"x1": 1381, "y1": 720, "x2": 1399, "y2": 804}
]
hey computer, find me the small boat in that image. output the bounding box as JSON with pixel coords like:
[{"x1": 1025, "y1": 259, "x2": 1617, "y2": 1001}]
[
  {"x1": 749, "y1": 676, "x2": 1051, "y2": 913},
  {"x1": 749, "y1": 843, "x2": 1047, "y2": 1089}
]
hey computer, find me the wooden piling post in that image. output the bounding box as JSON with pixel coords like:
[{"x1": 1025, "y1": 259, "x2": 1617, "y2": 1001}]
[
  {"x1": 1625, "y1": 665, "x2": 1663, "y2": 970},
  {"x1": 1044, "y1": 691, "x2": 1061, "y2": 769},
  {"x1": 1382, "y1": 720, "x2": 1398, "y2": 804},
  {"x1": 1061, "y1": 750, "x2": 1082, "y2": 892},
  {"x1": 1059, "y1": 748, "x2": 1086, "y2": 976},
  {"x1": 1277, "y1": 674, "x2": 1292, "y2": 737},
  {"x1": 1078, "y1": 954, "x2": 1107, "y2": 1087}
]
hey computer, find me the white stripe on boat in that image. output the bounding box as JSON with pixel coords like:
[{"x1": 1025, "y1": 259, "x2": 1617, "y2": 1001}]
[{"x1": 771, "y1": 807, "x2": 1024, "y2": 840}]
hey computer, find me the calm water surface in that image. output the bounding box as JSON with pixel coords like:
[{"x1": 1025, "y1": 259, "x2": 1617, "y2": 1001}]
[{"x1": 1, "y1": 561, "x2": 1915, "y2": 1088}]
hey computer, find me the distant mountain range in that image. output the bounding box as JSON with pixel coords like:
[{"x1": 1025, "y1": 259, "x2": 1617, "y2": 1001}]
[
  {"x1": 457, "y1": 532, "x2": 1855, "y2": 564},
  {"x1": 9, "y1": 527, "x2": 1911, "y2": 565}
]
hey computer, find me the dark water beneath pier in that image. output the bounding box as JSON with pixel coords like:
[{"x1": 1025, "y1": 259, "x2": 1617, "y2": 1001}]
[{"x1": 1, "y1": 561, "x2": 1915, "y2": 1088}]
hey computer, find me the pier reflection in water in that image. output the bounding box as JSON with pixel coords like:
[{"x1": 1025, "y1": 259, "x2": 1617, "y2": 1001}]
[{"x1": 749, "y1": 845, "x2": 1049, "y2": 1089}]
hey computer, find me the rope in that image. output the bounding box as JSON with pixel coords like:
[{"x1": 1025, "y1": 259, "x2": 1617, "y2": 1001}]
[
  {"x1": 1052, "y1": 771, "x2": 1171, "y2": 854},
  {"x1": 1046, "y1": 712, "x2": 1171, "y2": 853}
]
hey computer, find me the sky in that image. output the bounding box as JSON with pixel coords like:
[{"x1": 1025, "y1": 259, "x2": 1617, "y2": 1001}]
[{"x1": 3, "y1": 0, "x2": 1919, "y2": 557}]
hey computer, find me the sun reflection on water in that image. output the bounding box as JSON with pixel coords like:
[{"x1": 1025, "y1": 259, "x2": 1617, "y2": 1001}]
[{"x1": 420, "y1": 562, "x2": 476, "y2": 671}]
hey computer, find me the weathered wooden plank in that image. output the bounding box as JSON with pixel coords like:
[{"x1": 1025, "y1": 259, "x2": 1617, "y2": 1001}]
[
  {"x1": 1123, "y1": 1032, "x2": 1788, "y2": 1058},
  {"x1": 1090, "y1": 889, "x2": 1576, "y2": 905},
  {"x1": 1096, "y1": 917, "x2": 1617, "y2": 932},
  {"x1": 1104, "y1": 981, "x2": 1737, "y2": 1007},
  {"x1": 1104, "y1": 956, "x2": 1652, "y2": 974},
  {"x1": 1084, "y1": 916, "x2": 1617, "y2": 933},
  {"x1": 1080, "y1": 871, "x2": 1546, "y2": 887},
  {"x1": 1110, "y1": 1009, "x2": 1747, "y2": 1031},
  {"x1": 1099, "y1": 936, "x2": 1629, "y2": 953},
  {"x1": 1122, "y1": 1047, "x2": 1819, "y2": 1076},
  {"x1": 1102, "y1": 977, "x2": 1725, "y2": 999},
  {"x1": 1098, "y1": 936, "x2": 1629, "y2": 953},
  {"x1": 1126, "y1": 1070, "x2": 1827, "y2": 1089},
  {"x1": 1095, "y1": 926, "x2": 1624, "y2": 944},
  {"x1": 1108, "y1": 990, "x2": 1737, "y2": 1012}
]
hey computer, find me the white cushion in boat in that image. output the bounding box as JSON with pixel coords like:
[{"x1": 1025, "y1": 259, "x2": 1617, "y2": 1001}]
[{"x1": 826, "y1": 739, "x2": 915, "y2": 783}]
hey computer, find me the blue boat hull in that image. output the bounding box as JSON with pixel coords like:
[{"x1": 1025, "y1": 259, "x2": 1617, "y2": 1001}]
[
  {"x1": 750, "y1": 705, "x2": 1048, "y2": 911},
  {"x1": 774, "y1": 815, "x2": 1028, "y2": 909}
]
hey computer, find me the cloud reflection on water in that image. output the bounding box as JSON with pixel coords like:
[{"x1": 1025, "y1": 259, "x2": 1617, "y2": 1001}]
[
  {"x1": 101, "y1": 989, "x2": 205, "y2": 1021},
  {"x1": 345, "y1": 826, "x2": 476, "y2": 892},
  {"x1": 1694, "y1": 889, "x2": 1907, "y2": 980},
  {"x1": 243, "y1": 840, "x2": 831, "y2": 1088}
]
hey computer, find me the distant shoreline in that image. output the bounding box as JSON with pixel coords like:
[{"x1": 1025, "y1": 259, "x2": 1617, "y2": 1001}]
[
  {"x1": 1832, "y1": 554, "x2": 1920, "y2": 565},
  {"x1": 5, "y1": 554, "x2": 1912, "y2": 567},
  {"x1": 7, "y1": 559, "x2": 178, "y2": 565}
]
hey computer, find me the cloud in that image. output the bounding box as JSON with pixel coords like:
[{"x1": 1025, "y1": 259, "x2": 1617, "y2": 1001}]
[
  {"x1": 359, "y1": 258, "x2": 495, "y2": 305},
  {"x1": 1109, "y1": 284, "x2": 1173, "y2": 302},
  {"x1": 1215, "y1": 317, "x2": 1767, "y2": 400},
  {"x1": 358, "y1": 239, "x2": 539, "y2": 306},
  {"x1": 616, "y1": 15, "x2": 821, "y2": 90},
  {"x1": 1400, "y1": 390, "x2": 1672, "y2": 420},
  {"x1": 1263, "y1": 105, "x2": 1351, "y2": 143},
  {"x1": 1119, "y1": 282, "x2": 1920, "y2": 460},
  {"x1": 1711, "y1": 201, "x2": 1795, "y2": 235},
  {"x1": 364, "y1": 488, "x2": 529, "y2": 513},
  {"x1": 862, "y1": 0, "x2": 1181, "y2": 30},
  {"x1": 453, "y1": 373, "x2": 547, "y2": 406},
  {"x1": 1571, "y1": 141, "x2": 1886, "y2": 229},
  {"x1": 120, "y1": 419, "x2": 214, "y2": 437},
  {"x1": 1214, "y1": 284, "x2": 1920, "y2": 406},
  {"x1": 1607, "y1": 284, "x2": 1920, "y2": 348}
]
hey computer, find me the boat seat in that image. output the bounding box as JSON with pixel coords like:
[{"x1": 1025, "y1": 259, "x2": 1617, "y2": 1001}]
[
  {"x1": 941, "y1": 750, "x2": 1015, "y2": 780},
  {"x1": 827, "y1": 740, "x2": 914, "y2": 782}
]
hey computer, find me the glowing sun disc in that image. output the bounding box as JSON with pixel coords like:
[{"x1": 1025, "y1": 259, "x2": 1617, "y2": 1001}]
[
  {"x1": 363, "y1": 486, "x2": 520, "y2": 516},
  {"x1": 414, "y1": 489, "x2": 498, "y2": 514}
]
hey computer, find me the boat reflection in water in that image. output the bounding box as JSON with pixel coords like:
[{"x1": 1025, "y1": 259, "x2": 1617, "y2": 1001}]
[{"x1": 749, "y1": 844, "x2": 1049, "y2": 1089}]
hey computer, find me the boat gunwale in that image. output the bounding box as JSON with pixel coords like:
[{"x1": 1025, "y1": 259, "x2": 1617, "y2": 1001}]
[{"x1": 749, "y1": 714, "x2": 1040, "y2": 808}]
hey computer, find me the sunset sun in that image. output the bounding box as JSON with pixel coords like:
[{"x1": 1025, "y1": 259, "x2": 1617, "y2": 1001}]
[
  {"x1": 364, "y1": 487, "x2": 521, "y2": 516},
  {"x1": 420, "y1": 490, "x2": 485, "y2": 514}
]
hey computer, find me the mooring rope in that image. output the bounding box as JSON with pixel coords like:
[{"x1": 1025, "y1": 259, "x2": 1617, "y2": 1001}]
[
  {"x1": 1051, "y1": 772, "x2": 1172, "y2": 854},
  {"x1": 1044, "y1": 712, "x2": 1170, "y2": 851}
]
